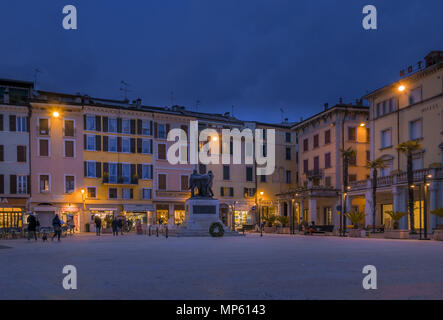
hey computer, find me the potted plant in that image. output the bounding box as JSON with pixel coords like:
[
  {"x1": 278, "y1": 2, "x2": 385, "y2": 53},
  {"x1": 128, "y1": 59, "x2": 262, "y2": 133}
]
[
  {"x1": 345, "y1": 211, "x2": 366, "y2": 237},
  {"x1": 431, "y1": 208, "x2": 443, "y2": 241},
  {"x1": 262, "y1": 212, "x2": 277, "y2": 233},
  {"x1": 276, "y1": 216, "x2": 290, "y2": 234},
  {"x1": 384, "y1": 211, "x2": 409, "y2": 239}
]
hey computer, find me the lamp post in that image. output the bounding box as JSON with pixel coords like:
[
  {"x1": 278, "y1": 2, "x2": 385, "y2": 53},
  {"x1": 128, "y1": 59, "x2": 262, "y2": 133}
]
[{"x1": 422, "y1": 174, "x2": 432, "y2": 240}]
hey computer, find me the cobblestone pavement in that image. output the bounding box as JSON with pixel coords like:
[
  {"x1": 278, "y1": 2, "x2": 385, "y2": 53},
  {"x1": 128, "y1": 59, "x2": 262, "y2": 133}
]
[{"x1": 1, "y1": 233, "x2": 443, "y2": 299}]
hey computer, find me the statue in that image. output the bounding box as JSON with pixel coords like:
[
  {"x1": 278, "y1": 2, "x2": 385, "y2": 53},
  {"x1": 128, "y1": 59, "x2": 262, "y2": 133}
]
[{"x1": 189, "y1": 170, "x2": 214, "y2": 198}]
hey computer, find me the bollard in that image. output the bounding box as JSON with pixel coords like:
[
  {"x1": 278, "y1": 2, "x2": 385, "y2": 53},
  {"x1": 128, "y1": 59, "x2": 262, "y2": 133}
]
[
  {"x1": 260, "y1": 227, "x2": 263, "y2": 237},
  {"x1": 148, "y1": 225, "x2": 151, "y2": 236},
  {"x1": 156, "y1": 227, "x2": 159, "y2": 237},
  {"x1": 165, "y1": 226, "x2": 168, "y2": 239}
]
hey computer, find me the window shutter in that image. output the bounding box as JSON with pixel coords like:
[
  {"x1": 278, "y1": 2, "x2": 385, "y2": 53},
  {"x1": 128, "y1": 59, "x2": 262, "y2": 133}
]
[
  {"x1": 102, "y1": 117, "x2": 108, "y2": 132},
  {"x1": 130, "y1": 189, "x2": 133, "y2": 199},
  {"x1": 150, "y1": 121, "x2": 153, "y2": 135},
  {"x1": 10, "y1": 175, "x2": 17, "y2": 194},
  {"x1": 220, "y1": 187, "x2": 224, "y2": 197},
  {"x1": 244, "y1": 188, "x2": 248, "y2": 198},
  {"x1": 130, "y1": 119, "x2": 136, "y2": 134},
  {"x1": 103, "y1": 136, "x2": 108, "y2": 152},
  {"x1": 0, "y1": 175, "x2": 4, "y2": 194},
  {"x1": 137, "y1": 119, "x2": 142, "y2": 135},
  {"x1": 131, "y1": 164, "x2": 136, "y2": 183},
  {"x1": 95, "y1": 116, "x2": 101, "y2": 131},
  {"x1": 0, "y1": 145, "x2": 3, "y2": 161},
  {"x1": 27, "y1": 175, "x2": 31, "y2": 194},
  {"x1": 166, "y1": 124, "x2": 170, "y2": 137},
  {"x1": 84, "y1": 161, "x2": 87, "y2": 177},
  {"x1": 150, "y1": 165, "x2": 153, "y2": 179},
  {"x1": 150, "y1": 140, "x2": 153, "y2": 154},
  {"x1": 9, "y1": 115, "x2": 16, "y2": 132},
  {"x1": 117, "y1": 163, "x2": 122, "y2": 181},
  {"x1": 130, "y1": 138, "x2": 136, "y2": 153},
  {"x1": 103, "y1": 163, "x2": 109, "y2": 183},
  {"x1": 83, "y1": 115, "x2": 86, "y2": 130},
  {"x1": 230, "y1": 187, "x2": 234, "y2": 197},
  {"x1": 96, "y1": 162, "x2": 102, "y2": 178},
  {"x1": 117, "y1": 137, "x2": 122, "y2": 152},
  {"x1": 117, "y1": 118, "x2": 122, "y2": 133},
  {"x1": 137, "y1": 138, "x2": 142, "y2": 153},
  {"x1": 84, "y1": 134, "x2": 87, "y2": 150},
  {"x1": 96, "y1": 135, "x2": 101, "y2": 151},
  {"x1": 0, "y1": 114, "x2": 3, "y2": 131},
  {"x1": 137, "y1": 164, "x2": 142, "y2": 179},
  {"x1": 154, "y1": 122, "x2": 158, "y2": 138}
]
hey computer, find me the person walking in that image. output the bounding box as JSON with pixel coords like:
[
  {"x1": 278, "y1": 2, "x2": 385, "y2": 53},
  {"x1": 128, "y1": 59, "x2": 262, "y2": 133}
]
[
  {"x1": 118, "y1": 218, "x2": 124, "y2": 235},
  {"x1": 27, "y1": 213, "x2": 38, "y2": 241},
  {"x1": 112, "y1": 218, "x2": 119, "y2": 236},
  {"x1": 52, "y1": 214, "x2": 62, "y2": 242},
  {"x1": 94, "y1": 216, "x2": 102, "y2": 236}
]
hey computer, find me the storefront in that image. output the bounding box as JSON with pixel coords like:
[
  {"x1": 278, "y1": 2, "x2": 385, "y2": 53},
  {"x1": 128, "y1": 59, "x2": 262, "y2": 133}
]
[
  {"x1": 122, "y1": 204, "x2": 155, "y2": 228},
  {"x1": 59, "y1": 204, "x2": 81, "y2": 233},
  {"x1": 156, "y1": 204, "x2": 169, "y2": 224},
  {"x1": 174, "y1": 204, "x2": 185, "y2": 225},
  {"x1": 0, "y1": 197, "x2": 27, "y2": 229},
  {"x1": 88, "y1": 207, "x2": 118, "y2": 231},
  {"x1": 33, "y1": 204, "x2": 56, "y2": 228}
]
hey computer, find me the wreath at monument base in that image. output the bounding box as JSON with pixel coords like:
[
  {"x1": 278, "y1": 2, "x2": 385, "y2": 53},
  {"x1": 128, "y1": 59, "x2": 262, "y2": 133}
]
[{"x1": 209, "y1": 222, "x2": 225, "y2": 237}]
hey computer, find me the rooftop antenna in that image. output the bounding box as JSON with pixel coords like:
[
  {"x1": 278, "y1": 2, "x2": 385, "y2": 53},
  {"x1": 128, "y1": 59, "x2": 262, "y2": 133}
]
[
  {"x1": 280, "y1": 108, "x2": 284, "y2": 122},
  {"x1": 33, "y1": 68, "x2": 42, "y2": 89},
  {"x1": 120, "y1": 80, "x2": 131, "y2": 101},
  {"x1": 196, "y1": 100, "x2": 201, "y2": 112},
  {"x1": 170, "y1": 91, "x2": 175, "y2": 106}
]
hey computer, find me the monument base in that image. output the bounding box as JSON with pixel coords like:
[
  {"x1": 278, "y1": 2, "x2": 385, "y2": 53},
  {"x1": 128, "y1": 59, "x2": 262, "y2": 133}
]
[{"x1": 173, "y1": 198, "x2": 241, "y2": 237}]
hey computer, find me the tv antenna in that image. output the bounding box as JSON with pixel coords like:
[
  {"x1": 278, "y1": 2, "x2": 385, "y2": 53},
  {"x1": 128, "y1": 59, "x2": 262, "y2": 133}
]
[
  {"x1": 34, "y1": 68, "x2": 42, "y2": 89},
  {"x1": 280, "y1": 108, "x2": 285, "y2": 122},
  {"x1": 170, "y1": 91, "x2": 175, "y2": 106},
  {"x1": 231, "y1": 105, "x2": 234, "y2": 117},
  {"x1": 196, "y1": 100, "x2": 201, "y2": 112},
  {"x1": 120, "y1": 80, "x2": 131, "y2": 101}
]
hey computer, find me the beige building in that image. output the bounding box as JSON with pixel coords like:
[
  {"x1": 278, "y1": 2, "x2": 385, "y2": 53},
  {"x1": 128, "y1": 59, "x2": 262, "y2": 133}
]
[
  {"x1": 349, "y1": 51, "x2": 443, "y2": 232},
  {"x1": 278, "y1": 102, "x2": 370, "y2": 231}
]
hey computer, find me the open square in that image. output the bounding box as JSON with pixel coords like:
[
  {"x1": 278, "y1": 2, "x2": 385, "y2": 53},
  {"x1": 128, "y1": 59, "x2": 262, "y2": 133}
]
[{"x1": 2, "y1": 234, "x2": 443, "y2": 300}]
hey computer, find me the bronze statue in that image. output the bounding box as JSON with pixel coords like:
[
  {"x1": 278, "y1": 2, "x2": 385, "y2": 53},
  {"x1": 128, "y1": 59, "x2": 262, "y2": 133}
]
[{"x1": 189, "y1": 170, "x2": 214, "y2": 198}]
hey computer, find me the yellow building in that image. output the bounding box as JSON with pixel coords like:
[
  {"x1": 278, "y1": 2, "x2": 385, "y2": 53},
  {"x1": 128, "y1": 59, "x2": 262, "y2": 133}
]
[
  {"x1": 349, "y1": 51, "x2": 443, "y2": 232},
  {"x1": 82, "y1": 98, "x2": 154, "y2": 231}
]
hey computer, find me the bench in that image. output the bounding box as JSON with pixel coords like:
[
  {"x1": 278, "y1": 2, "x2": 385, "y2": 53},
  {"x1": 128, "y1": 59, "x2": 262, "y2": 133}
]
[
  {"x1": 367, "y1": 225, "x2": 385, "y2": 233},
  {"x1": 304, "y1": 225, "x2": 334, "y2": 235}
]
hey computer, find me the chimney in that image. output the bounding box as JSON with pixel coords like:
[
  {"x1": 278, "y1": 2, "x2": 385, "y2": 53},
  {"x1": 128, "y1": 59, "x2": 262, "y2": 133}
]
[
  {"x1": 284, "y1": 118, "x2": 288, "y2": 123},
  {"x1": 324, "y1": 103, "x2": 329, "y2": 111},
  {"x1": 339, "y1": 97, "x2": 343, "y2": 104}
]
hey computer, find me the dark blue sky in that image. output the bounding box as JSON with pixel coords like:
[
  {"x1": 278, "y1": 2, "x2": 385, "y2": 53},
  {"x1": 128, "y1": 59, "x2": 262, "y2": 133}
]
[{"x1": 1, "y1": 0, "x2": 442, "y2": 123}]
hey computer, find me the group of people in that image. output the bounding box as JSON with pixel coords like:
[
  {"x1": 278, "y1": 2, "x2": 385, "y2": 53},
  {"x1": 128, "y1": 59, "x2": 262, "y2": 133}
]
[
  {"x1": 26, "y1": 213, "x2": 64, "y2": 242},
  {"x1": 94, "y1": 216, "x2": 132, "y2": 236}
]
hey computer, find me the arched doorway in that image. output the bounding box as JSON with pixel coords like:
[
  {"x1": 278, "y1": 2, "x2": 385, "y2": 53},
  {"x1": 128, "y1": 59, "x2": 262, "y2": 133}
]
[{"x1": 219, "y1": 204, "x2": 229, "y2": 226}]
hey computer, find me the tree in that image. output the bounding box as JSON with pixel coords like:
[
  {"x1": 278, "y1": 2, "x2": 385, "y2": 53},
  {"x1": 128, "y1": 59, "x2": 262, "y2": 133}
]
[
  {"x1": 345, "y1": 211, "x2": 365, "y2": 229},
  {"x1": 396, "y1": 141, "x2": 422, "y2": 233},
  {"x1": 340, "y1": 147, "x2": 356, "y2": 235},
  {"x1": 385, "y1": 211, "x2": 408, "y2": 230},
  {"x1": 366, "y1": 158, "x2": 386, "y2": 233}
]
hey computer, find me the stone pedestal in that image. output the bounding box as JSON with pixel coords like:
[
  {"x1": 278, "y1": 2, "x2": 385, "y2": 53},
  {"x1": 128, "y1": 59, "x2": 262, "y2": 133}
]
[{"x1": 174, "y1": 198, "x2": 241, "y2": 237}]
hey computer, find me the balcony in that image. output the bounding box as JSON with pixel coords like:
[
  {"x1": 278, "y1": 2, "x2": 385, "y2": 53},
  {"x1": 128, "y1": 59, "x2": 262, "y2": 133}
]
[
  {"x1": 305, "y1": 169, "x2": 324, "y2": 179},
  {"x1": 102, "y1": 176, "x2": 138, "y2": 185},
  {"x1": 156, "y1": 190, "x2": 191, "y2": 198}
]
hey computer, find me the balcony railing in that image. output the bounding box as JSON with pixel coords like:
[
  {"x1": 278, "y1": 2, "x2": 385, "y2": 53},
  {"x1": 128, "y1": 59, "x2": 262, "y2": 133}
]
[{"x1": 305, "y1": 169, "x2": 323, "y2": 179}]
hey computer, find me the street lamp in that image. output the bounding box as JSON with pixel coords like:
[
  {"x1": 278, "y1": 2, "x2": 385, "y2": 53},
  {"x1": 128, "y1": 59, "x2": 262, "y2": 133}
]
[
  {"x1": 52, "y1": 111, "x2": 60, "y2": 118},
  {"x1": 422, "y1": 174, "x2": 432, "y2": 240},
  {"x1": 398, "y1": 85, "x2": 406, "y2": 92}
]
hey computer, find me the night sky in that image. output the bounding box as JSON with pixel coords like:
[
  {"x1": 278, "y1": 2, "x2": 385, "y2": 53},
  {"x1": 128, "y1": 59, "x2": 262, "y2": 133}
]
[{"x1": 1, "y1": 0, "x2": 442, "y2": 123}]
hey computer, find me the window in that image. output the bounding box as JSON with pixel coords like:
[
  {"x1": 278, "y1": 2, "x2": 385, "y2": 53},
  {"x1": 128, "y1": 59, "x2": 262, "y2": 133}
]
[
  {"x1": 142, "y1": 139, "x2": 152, "y2": 154},
  {"x1": 324, "y1": 129, "x2": 331, "y2": 144},
  {"x1": 313, "y1": 135, "x2": 319, "y2": 148},
  {"x1": 16, "y1": 117, "x2": 27, "y2": 132},
  {"x1": 324, "y1": 152, "x2": 331, "y2": 168},
  {"x1": 380, "y1": 159, "x2": 392, "y2": 177},
  {"x1": 108, "y1": 136, "x2": 117, "y2": 152},
  {"x1": 65, "y1": 176, "x2": 75, "y2": 194},
  {"x1": 246, "y1": 166, "x2": 253, "y2": 182},
  {"x1": 142, "y1": 120, "x2": 151, "y2": 135},
  {"x1": 157, "y1": 143, "x2": 166, "y2": 159},
  {"x1": 122, "y1": 188, "x2": 133, "y2": 199},
  {"x1": 366, "y1": 150, "x2": 371, "y2": 162},
  {"x1": 348, "y1": 174, "x2": 357, "y2": 183},
  {"x1": 303, "y1": 138, "x2": 308, "y2": 151},
  {"x1": 409, "y1": 119, "x2": 422, "y2": 140},
  {"x1": 285, "y1": 170, "x2": 292, "y2": 184},
  {"x1": 285, "y1": 147, "x2": 291, "y2": 160},
  {"x1": 303, "y1": 159, "x2": 309, "y2": 173},
  {"x1": 39, "y1": 139, "x2": 49, "y2": 157},
  {"x1": 142, "y1": 188, "x2": 152, "y2": 200},
  {"x1": 64, "y1": 120, "x2": 74, "y2": 137},
  {"x1": 158, "y1": 124, "x2": 166, "y2": 139},
  {"x1": 260, "y1": 174, "x2": 266, "y2": 182},
  {"x1": 141, "y1": 164, "x2": 152, "y2": 180},
  {"x1": 122, "y1": 163, "x2": 131, "y2": 184},
  {"x1": 17, "y1": 145, "x2": 26, "y2": 162},
  {"x1": 412, "y1": 154, "x2": 423, "y2": 171},
  {"x1": 285, "y1": 132, "x2": 291, "y2": 143},
  {"x1": 108, "y1": 188, "x2": 118, "y2": 199},
  {"x1": 86, "y1": 135, "x2": 96, "y2": 151},
  {"x1": 220, "y1": 187, "x2": 234, "y2": 197},
  {"x1": 223, "y1": 165, "x2": 230, "y2": 180},
  {"x1": 39, "y1": 175, "x2": 50, "y2": 192},
  {"x1": 366, "y1": 128, "x2": 370, "y2": 143},
  {"x1": 17, "y1": 176, "x2": 27, "y2": 194},
  {"x1": 122, "y1": 119, "x2": 130, "y2": 134},
  {"x1": 325, "y1": 176, "x2": 332, "y2": 187},
  {"x1": 381, "y1": 129, "x2": 392, "y2": 149},
  {"x1": 244, "y1": 188, "x2": 256, "y2": 198},
  {"x1": 181, "y1": 175, "x2": 188, "y2": 191},
  {"x1": 39, "y1": 118, "x2": 49, "y2": 135},
  {"x1": 349, "y1": 153, "x2": 357, "y2": 166},
  {"x1": 86, "y1": 115, "x2": 96, "y2": 131},
  {"x1": 108, "y1": 118, "x2": 117, "y2": 133},
  {"x1": 348, "y1": 127, "x2": 356, "y2": 141},
  {"x1": 158, "y1": 174, "x2": 167, "y2": 190},
  {"x1": 409, "y1": 87, "x2": 422, "y2": 105},
  {"x1": 376, "y1": 98, "x2": 397, "y2": 117},
  {"x1": 86, "y1": 161, "x2": 97, "y2": 178},
  {"x1": 64, "y1": 140, "x2": 74, "y2": 158},
  {"x1": 122, "y1": 137, "x2": 130, "y2": 153},
  {"x1": 109, "y1": 163, "x2": 117, "y2": 183},
  {"x1": 87, "y1": 187, "x2": 96, "y2": 198}
]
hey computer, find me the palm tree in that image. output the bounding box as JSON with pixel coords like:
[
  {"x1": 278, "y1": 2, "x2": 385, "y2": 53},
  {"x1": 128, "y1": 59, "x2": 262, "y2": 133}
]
[
  {"x1": 340, "y1": 147, "x2": 356, "y2": 235},
  {"x1": 396, "y1": 140, "x2": 422, "y2": 233},
  {"x1": 366, "y1": 158, "x2": 386, "y2": 233}
]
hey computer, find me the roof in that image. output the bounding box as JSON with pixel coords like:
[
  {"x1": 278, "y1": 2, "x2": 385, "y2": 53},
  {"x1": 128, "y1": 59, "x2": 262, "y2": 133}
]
[{"x1": 0, "y1": 78, "x2": 34, "y2": 88}]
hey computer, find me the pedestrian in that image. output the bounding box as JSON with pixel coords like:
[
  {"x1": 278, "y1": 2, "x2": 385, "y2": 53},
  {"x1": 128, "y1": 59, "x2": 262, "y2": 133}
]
[
  {"x1": 118, "y1": 218, "x2": 124, "y2": 235},
  {"x1": 94, "y1": 216, "x2": 102, "y2": 236},
  {"x1": 27, "y1": 213, "x2": 38, "y2": 241},
  {"x1": 52, "y1": 214, "x2": 62, "y2": 242},
  {"x1": 112, "y1": 218, "x2": 119, "y2": 236}
]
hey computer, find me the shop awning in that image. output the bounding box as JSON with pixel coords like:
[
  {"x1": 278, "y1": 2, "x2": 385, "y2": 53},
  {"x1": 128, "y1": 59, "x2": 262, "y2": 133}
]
[{"x1": 123, "y1": 204, "x2": 154, "y2": 212}]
